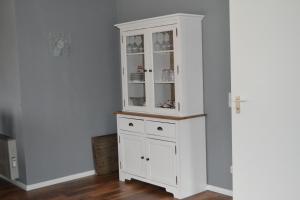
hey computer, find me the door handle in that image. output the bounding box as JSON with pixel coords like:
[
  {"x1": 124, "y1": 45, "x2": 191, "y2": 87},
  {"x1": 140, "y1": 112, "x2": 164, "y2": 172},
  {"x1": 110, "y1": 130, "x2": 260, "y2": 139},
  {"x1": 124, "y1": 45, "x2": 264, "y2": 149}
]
[
  {"x1": 157, "y1": 126, "x2": 163, "y2": 131},
  {"x1": 233, "y1": 96, "x2": 247, "y2": 114}
]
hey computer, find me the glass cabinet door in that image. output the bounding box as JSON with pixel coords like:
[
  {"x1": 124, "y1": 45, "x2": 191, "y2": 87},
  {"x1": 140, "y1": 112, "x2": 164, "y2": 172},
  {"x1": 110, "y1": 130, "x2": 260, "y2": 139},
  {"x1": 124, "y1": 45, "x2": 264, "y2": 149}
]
[
  {"x1": 151, "y1": 28, "x2": 176, "y2": 111},
  {"x1": 125, "y1": 33, "x2": 147, "y2": 108}
]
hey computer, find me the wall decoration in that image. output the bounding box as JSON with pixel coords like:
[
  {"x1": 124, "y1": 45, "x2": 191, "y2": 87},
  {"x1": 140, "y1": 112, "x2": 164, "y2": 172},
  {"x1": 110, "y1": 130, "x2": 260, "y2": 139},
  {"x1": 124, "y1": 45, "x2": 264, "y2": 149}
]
[{"x1": 48, "y1": 32, "x2": 71, "y2": 57}]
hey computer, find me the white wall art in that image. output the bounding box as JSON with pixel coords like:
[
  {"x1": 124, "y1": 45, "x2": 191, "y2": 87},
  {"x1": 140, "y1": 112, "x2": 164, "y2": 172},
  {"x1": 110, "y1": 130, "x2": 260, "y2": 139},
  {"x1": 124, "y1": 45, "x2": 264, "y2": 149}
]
[{"x1": 48, "y1": 32, "x2": 71, "y2": 57}]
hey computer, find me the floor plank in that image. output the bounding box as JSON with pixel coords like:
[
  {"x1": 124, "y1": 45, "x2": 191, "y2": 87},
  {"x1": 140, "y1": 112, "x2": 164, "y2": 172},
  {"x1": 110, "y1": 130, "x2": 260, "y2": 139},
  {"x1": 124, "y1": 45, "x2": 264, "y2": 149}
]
[{"x1": 0, "y1": 173, "x2": 232, "y2": 200}]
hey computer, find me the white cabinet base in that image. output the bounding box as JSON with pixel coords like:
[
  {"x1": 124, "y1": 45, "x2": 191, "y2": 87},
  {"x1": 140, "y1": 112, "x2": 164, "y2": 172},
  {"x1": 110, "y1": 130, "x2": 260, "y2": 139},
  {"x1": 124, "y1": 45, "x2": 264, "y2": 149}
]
[
  {"x1": 116, "y1": 113, "x2": 207, "y2": 199},
  {"x1": 119, "y1": 172, "x2": 178, "y2": 198},
  {"x1": 119, "y1": 171, "x2": 206, "y2": 199}
]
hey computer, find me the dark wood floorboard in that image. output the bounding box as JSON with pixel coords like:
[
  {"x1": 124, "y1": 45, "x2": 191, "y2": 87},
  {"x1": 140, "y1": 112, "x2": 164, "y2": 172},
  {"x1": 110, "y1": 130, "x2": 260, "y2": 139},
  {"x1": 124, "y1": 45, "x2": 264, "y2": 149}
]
[{"x1": 0, "y1": 173, "x2": 232, "y2": 200}]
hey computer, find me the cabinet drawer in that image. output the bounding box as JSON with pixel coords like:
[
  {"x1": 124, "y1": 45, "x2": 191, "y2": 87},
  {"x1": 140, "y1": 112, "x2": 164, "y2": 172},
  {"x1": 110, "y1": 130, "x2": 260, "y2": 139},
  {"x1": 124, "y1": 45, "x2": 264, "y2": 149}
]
[
  {"x1": 119, "y1": 117, "x2": 144, "y2": 133},
  {"x1": 145, "y1": 121, "x2": 176, "y2": 138}
]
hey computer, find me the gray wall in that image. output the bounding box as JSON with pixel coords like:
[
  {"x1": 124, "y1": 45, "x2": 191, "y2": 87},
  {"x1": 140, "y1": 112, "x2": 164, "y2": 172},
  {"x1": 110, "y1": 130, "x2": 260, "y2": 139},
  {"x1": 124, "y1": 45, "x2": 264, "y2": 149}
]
[
  {"x1": 14, "y1": 0, "x2": 120, "y2": 184},
  {"x1": 0, "y1": 0, "x2": 27, "y2": 183},
  {"x1": 115, "y1": 0, "x2": 232, "y2": 189}
]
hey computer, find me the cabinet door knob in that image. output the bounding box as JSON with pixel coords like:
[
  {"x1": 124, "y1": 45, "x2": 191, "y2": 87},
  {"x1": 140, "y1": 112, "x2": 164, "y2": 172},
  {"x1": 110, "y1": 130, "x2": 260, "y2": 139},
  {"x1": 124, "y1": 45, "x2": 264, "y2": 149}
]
[
  {"x1": 157, "y1": 126, "x2": 163, "y2": 131},
  {"x1": 128, "y1": 123, "x2": 134, "y2": 127},
  {"x1": 143, "y1": 69, "x2": 148, "y2": 72},
  {"x1": 146, "y1": 158, "x2": 150, "y2": 161},
  {"x1": 149, "y1": 69, "x2": 153, "y2": 72},
  {"x1": 141, "y1": 156, "x2": 144, "y2": 159}
]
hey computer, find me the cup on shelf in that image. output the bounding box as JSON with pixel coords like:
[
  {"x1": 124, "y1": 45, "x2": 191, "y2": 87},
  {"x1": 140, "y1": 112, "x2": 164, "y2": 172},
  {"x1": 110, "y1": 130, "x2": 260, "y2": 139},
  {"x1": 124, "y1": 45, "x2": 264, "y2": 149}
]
[
  {"x1": 137, "y1": 65, "x2": 144, "y2": 73},
  {"x1": 127, "y1": 43, "x2": 132, "y2": 53},
  {"x1": 163, "y1": 32, "x2": 170, "y2": 50},
  {"x1": 135, "y1": 36, "x2": 143, "y2": 53},
  {"x1": 156, "y1": 33, "x2": 164, "y2": 51},
  {"x1": 168, "y1": 69, "x2": 174, "y2": 81},
  {"x1": 161, "y1": 68, "x2": 175, "y2": 82},
  {"x1": 132, "y1": 43, "x2": 138, "y2": 53},
  {"x1": 127, "y1": 36, "x2": 135, "y2": 53},
  {"x1": 161, "y1": 68, "x2": 169, "y2": 81}
]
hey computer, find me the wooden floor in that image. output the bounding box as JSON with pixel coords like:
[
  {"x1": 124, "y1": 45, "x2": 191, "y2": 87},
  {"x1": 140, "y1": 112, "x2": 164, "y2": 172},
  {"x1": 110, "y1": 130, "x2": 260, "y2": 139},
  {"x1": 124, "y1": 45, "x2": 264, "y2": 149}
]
[{"x1": 0, "y1": 173, "x2": 232, "y2": 200}]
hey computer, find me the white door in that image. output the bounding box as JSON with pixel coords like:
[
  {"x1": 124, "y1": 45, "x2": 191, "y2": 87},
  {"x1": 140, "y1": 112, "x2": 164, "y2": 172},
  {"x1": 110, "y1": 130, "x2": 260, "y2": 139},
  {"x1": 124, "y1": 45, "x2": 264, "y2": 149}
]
[
  {"x1": 146, "y1": 139, "x2": 177, "y2": 186},
  {"x1": 230, "y1": 1, "x2": 300, "y2": 200},
  {"x1": 120, "y1": 134, "x2": 146, "y2": 178}
]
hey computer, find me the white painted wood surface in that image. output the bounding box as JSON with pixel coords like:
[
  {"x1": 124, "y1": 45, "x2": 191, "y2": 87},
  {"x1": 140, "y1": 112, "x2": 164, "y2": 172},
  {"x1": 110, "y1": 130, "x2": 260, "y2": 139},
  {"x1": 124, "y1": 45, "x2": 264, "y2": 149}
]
[
  {"x1": 115, "y1": 14, "x2": 206, "y2": 199},
  {"x1": 115, "y1": 14, "x2": 204, "y2": 116},
  {"x1": 230, "y1": 0, "x2": 300, "y2": 199},
  {"x1": 146, "y1": 139, "x2": 177, "y2": 186},
  {"x1": 118, "y1": 117, "x2": 144, "y2": 133},
  {"x1": 117, "y1": 114, "x2": 206, "y2": 199},
  {"x1": 120, "y1": 134, "x2": 146, "y2": 178},
  {"x1": 145, "y1": 120, "x2": 176, "y2": 138}
]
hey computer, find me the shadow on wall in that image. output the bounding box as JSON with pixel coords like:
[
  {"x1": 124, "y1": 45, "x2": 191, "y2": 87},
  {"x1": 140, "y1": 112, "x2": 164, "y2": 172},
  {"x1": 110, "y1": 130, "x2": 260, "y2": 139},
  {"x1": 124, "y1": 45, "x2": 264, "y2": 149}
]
[{"x1": 0, "y1": 110, "x2": 15, "y2": 138}]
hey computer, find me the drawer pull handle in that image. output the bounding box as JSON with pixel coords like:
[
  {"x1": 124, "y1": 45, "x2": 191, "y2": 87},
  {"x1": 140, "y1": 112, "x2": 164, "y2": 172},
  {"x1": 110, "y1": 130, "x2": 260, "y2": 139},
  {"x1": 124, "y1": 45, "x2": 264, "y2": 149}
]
[
  {"x1": 157, "y1": 126, "x2": 163, "y2": 131},
  {"x1": 146, "y1": 158, "x2": 150, "y2": 161},
  {"x1": 141, "y1": 156, "x2": 144, "y2": 159},
  {"x1": 128, "y1": 123, "x2": 134, "y2": 127}
]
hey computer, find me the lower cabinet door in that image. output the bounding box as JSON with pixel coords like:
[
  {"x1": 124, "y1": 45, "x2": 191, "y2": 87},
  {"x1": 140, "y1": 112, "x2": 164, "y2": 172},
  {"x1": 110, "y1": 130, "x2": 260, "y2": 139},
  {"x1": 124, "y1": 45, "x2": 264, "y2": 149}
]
[
  {"x1": 120, "y1": 134, "x2": 146, "y2": 178},
  {"x1": 146, "y1": 139, "x2": 177, "y2": 186}
]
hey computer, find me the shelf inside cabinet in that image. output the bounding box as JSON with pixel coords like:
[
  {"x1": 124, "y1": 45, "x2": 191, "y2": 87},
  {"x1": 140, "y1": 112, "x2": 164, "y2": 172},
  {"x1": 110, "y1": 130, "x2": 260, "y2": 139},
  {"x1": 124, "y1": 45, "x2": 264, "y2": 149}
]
[
  {"x1": 155, "y1": 81, "x2": 175, "y2": 84},
  {"x1": 128, "y1": 81, "x2": 145, "y2": 84},
  {"x1": 127, "y1": 52, "x2": 144, "y2": 56},
  {"x1": 153, "y1": 50, "x2": 174, "y2": 54}
]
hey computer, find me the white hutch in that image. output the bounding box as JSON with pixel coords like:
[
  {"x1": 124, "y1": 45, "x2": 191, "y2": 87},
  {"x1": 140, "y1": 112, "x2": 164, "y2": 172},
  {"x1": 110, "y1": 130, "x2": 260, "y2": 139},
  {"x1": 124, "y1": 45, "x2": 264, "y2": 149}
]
[{"x1": 114, "y1": 14, "x2": 206, "y2": 199}]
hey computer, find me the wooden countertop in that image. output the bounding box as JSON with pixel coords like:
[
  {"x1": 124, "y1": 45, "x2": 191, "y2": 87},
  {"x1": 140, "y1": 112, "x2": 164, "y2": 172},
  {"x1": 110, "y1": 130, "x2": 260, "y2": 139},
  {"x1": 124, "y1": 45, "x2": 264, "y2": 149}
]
[{"x1": 113, "y1": 111, "x2": 206, "y2": 120}]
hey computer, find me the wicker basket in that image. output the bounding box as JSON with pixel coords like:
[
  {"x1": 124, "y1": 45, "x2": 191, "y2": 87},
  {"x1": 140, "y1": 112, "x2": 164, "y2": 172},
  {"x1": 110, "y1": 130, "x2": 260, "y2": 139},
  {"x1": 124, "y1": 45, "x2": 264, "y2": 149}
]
[{"x1": 92, "y1": 134, "x2": 118, "y2": 175}]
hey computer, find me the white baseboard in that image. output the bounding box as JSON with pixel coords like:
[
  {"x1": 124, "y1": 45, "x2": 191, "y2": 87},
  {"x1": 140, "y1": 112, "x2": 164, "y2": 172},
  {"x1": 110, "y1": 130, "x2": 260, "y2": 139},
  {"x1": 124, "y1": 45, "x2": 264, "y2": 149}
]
[
  {"x1": 206, "y1": 185, "x2": 233, "y2": 196},
  {"x1": 1, "y1": 170, "x2": 95, "y2": 191},
  {"x1": 26, "y1": 170, "x2": 96, "y2": 191},
  {"x1": 2, "y1": 172, "x2": 233, "y2": 197},
  {"x1": 0, "y1": 175, "x2": 27, "y2": 190}
]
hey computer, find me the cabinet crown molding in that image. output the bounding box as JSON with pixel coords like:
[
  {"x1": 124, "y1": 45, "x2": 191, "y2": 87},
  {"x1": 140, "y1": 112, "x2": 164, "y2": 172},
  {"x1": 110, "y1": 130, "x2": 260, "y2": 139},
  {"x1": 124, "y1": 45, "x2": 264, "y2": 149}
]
[{"x1": 115, "y1": 13, "x2": 204, "y2": 31}]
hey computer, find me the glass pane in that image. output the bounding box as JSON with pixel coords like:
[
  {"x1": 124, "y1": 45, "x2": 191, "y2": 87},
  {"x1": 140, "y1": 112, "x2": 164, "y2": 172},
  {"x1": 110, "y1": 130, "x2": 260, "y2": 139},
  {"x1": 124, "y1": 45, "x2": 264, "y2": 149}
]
[
  {"x1": 153, "y1": 30, "x2": 174, "y2": 51},
  {"x1": 126, "y1": 34, "x2": 146, "y2": 107},
  {"x1": 152, "y1": 30, "x2": 175, "y2": 109}
]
